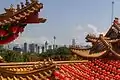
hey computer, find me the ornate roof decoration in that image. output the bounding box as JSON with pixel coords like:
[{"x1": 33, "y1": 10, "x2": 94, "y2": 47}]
[
  {"x1": 70, "y1": 18, "x2": 120, "y2": 59},
  {"x1": 0, "y1": 0, "x2": 46, "y2": 45},
  {"x1": 0, "y1": 59, "x2": 55, "y2": 80},
  {"x1": 0, "y1": 0, "x2": 46, "y2": 26}
]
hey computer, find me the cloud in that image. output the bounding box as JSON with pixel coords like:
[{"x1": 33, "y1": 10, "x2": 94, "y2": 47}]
[
  {"x1": 87, "y1": 24, "x2": 101, "y2": 35},
  {"x1": 72, "y1": 24, "x2": 102, "y2": 45},
  {"x1": 13, "y1": 36, "x2": 50, "y2": 45},
  {"x1": 87, "y1": 24, "x2": 106, "y2": 36},
  {"x1": 13, "y1": 24, "x2": 102, "y2": 45}
]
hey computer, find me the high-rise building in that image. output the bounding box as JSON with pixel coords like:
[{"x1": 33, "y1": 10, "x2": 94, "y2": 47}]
[
  {"x1": 35, "y1": 44, "x2": 38, "y2": 53},
  {"x1": 72, "y1": 39, "x2": 76, "y2": 46},
  {"x1": 37, "y1": 46, "x2": 40, "y2": 53},
  {"x1": 29, "y1": 43, "x2": 35, "y2": 53},
  {"x1": 23, "y1": 42, "x2": 27, "y2": 52},
  {"x1": 13, "y1": 46, "x2": 22, "y2": 52},
  {"x1": 41, "y1": 46, "x2": 44, "y2": 53},
  {"x1": 45, "y1": 41, "x2": 48, "y2": 51},
  {"x1": 34, "y1": 44, "x2": 40, "y2": 53}
]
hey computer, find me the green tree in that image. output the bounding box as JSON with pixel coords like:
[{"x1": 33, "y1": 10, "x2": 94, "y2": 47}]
[{"x1": 39, "y1": 47, "x2": 72, "y2": 61}]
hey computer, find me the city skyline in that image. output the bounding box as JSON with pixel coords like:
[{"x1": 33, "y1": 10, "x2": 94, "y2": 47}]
[
  {"x1": 0, "y1": 0, "x2": 120, "y2": 45},
  {"x1": 5, "y1": 42, "x2": 73, "y2": 53}
]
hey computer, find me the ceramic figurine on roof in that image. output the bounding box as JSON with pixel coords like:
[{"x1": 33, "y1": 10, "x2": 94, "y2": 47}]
[
  {"x1": 0, "y1": 0, "x2": 46, "y2": 45},
  {"x1": 113, "y1": 17, "x2": 119, "y2": 24}
]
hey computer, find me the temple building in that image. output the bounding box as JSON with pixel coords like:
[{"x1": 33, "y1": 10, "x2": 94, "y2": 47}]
[{"x1": 0, "y1": 0, "x2": 120, "y2": 80}]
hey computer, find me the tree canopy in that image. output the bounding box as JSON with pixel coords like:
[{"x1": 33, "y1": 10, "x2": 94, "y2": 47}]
[{"x1": 0, "y1": 47, "x2": 81, "y2": 62}]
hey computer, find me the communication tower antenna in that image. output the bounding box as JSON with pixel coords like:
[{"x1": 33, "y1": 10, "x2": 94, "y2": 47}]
[{"x1": 111, "y1": 1, "x2": 114, "y2": 24}]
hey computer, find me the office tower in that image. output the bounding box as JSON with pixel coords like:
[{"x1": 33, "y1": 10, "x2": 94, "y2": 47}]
[
  {"x1": 45, "y1": 41, "x2": 48, "y2": 51},
  {"x1": 29, "y1": 43, "x2": 35, "y2": 53},
  {"x1": 23, "y1": 42, "x2": 27, "y2": 52},
  {"x1": 41, "y1": 46, "x2": 44, "y2": 53},
  {"x1": 35, "y1": 44, "x2": 38, "y2": 53},
  {"x1": 72, "y1": 39, "x2": 76, "y2": 46},
  {"x1": 13, "y1": 46, "x2": 22, "y2": 52},
  {"x1": 37, "y1": 46, "x2": 40, "y2": 53}
]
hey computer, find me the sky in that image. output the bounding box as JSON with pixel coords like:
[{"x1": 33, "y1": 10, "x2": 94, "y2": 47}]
[{"x1": 0, "y1": 0, "x2": 120, "y2": 45}]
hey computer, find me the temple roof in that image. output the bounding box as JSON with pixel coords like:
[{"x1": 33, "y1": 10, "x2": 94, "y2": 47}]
[
  {"x1": 69, "y1": 22, "x2": 120, "y2": 59},
  {"x1": 0, "y1": 60, "x2": 55, "y2": 80},
  {"x1": 0, "y1": 59, "x2": 120, "y2": 79},
  {"x1": 0, "y1": 0, "x2": 46, "y2": 26},
  {"x1": 54, "y1": 59, "x2": 120, "y2": 79}
]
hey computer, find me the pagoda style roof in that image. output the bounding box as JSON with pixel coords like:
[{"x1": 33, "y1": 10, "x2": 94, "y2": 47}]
[
  {"x1": 69, "y1": 22, "x2": 120, "y2": 59},
  {"x1": 0, "y1": 0, "x2": 46, "y2": 26},
  {"x1": 0, "y1": 59, "x2": 120, "y2": 79},
  {"x1": 54, "y1": 59, "x2": 120, "y2": 79},
  {"x1": 0, "y1": 60, "x2": 55, "y2": 80}
]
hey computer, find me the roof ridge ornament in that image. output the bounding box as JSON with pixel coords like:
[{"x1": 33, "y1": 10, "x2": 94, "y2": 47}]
[
  {"x1": 10, "y1": 4, "x2": 14, "y2": 9},
  {"x1": 70, "y1": 17, "x2": 120, "y2": 59},
  {"x1": 25, "y1": 0, "x2": 30, "y2": 5},
  {"x1": 20, "y1": 2, "x2": 24, "y2": 8}
]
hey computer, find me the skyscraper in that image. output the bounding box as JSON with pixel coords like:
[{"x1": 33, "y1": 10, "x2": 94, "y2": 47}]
[
  {"x1": 29, "y1": 43, "x2": 35, "y2": 53},
  {"x1": 35, "y1": 44, "x2": 38, "y2": 53},
  {"x1": 41, "y1": 46, "x2": 44, "y2": 53},
  {"x1": 37, "y1": 46, "x2": 40, "y2": 53},
  {"x1": 72, "y1": 39, "x2": 76, "y2": 46},
  {"x1": 45, "y1": 41, "x2": 48, "y2": 51},
  {"x1": 23, "y1": 42, "x2": 27, "y2": 52},
  {"x1": 13, "y1": 46, "x2": 22, "y2": 52}
]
